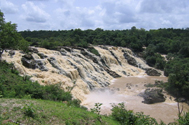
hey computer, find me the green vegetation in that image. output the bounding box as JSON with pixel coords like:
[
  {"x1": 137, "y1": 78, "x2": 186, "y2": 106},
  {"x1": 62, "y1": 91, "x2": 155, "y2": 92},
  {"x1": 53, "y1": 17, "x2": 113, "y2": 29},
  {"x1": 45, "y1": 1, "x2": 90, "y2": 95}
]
[
  {"x1": 0, "y1": 98, "x2": 119, "y2": 125},
  {"x1": 0, "y1": 10, "x2": 29, "y2": 58},
  {"x1": 178, "y1": 112, "x2": 189, "y2": 125},
  {"x1": 164, "y1": 58, "x2": 189, "y2": 99},
  {"x1": 88, "y1": 47, "x2": 100, "y2": 56},
  {"x1": 0, "y1": 61, "x2": 77, "y2": 104},
  {"x1": 111, "y1": 103, "x2": 158, "y2": 125}
]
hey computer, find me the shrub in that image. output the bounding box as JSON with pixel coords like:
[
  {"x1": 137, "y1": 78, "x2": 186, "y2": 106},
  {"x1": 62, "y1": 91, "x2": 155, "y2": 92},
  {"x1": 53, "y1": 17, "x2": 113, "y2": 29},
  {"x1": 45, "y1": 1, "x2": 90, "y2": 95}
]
[
  {"x1": 0, "y1": 61, "x2": 73, "y2": 103},
  {"x1": 23, "y1": 103, "x2": 36, "y2": 118},
  {"x1": 90, "y1": 103, "x2": 102, "y2": 115},
  {"x1": 88, "y1": 47, "x2": 100, "y2": 56},
  {"x1": 111, "y1": 103, "x2": 137, "y2": 125},
  {"x1": 111, "y1": 102, "x2": 158, "y2": 125}
]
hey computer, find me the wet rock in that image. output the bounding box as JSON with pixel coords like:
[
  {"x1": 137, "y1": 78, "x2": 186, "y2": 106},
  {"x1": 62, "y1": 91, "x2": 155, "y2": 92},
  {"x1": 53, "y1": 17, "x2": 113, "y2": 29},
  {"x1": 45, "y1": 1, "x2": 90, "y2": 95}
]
[
  {"x1": 99, "y1": 45, "x2": 108, "y2": 50},
  {"x1": 8, "y1": 50, "x2": 15, "y2": 58},
  {"x1": 47, "y1": 57, "x2": 71, "y2": 78},
  {"x1": 21, "y1": 54, "x2": 48, "y2": 71},
  {"x1": 177, "y1": 98, "x2": 186, "y2": 102},
  {"x1": 80, "y1": 48, "x2": 120, "y2": 78},
  {"x1": 63, "y1": 47, "x2": 72, "y2": 52},
  {"x1": 59, "y1": 48, "x2": 68, "y2": 56},
  {"x1": 81, "y1": 49, "x2": 99, "y2": 64},
  {"x1": 142, "y1": 89, "x2": 166, "y2": 104},
  {"x1": 23, "y1": 54, "x2": 34, "y2": 60},
  {"x1": 122, "y1": 71, "x2": 127, "y2": 75},
  {"x1": 21, "y1": 57, "x2": 36, "y2": 69},
  {"x1": 126, "y1": 83, "x2": 132, "y2": 89},
  {"x1": 60, "y1": 52, "x2": 67, "y2": 56},
  {"x1": 102, "y1": 66, "x2": 121, "y2": 78},
  {"x1": 48, "y1": 57, "x2": 62, "y2": 70},
  {"x1": 38, "y1": 53, "x2": 47, "y2": 59},
  {"x1": 35, "y1": 60, "x2": 48, "y2": 71},
  {"x1": 28, "y1": 47, "x2": 38, "y2": 53},
  {"x1": 145, "y1": 68, "x2": 161, "y2": 76},
  {"x1": 109, "y1": 50, "x2": 122, "y2": 65},
  {"x1": 123, "y1": 52, "x2": 138, "y2": 67}
]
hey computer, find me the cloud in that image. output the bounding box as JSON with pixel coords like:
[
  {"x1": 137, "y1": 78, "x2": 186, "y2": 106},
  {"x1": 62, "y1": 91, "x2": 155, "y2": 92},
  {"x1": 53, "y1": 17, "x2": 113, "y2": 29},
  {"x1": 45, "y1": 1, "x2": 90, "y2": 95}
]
[
  {"x1": 3, "y1": 0, "x2": 189, "y2": 31},
  {"x1": 54, "y1": 3, "x2": 97, "y2": 29},
  {"x1": 136, "y1": 0, "x2": 189, "y2": 29},
  {"x1": 0, "y1": 0, "x2": 18, "y2": 14},
  {"x1": 96, "y1": 0, "x2": 138, "y2": 30},
  {"x1": 22, "y1": 2, "x2": 50, "y2": 23},
  {"x1": 55, "y1": 0, "x2": 75, "y2": 8},
  {"x1": 139, "y1": 0, "x2": 189, "y2": 14},
  {"x1": 27, "y1": 0, "x2": 49, "y2": 1}
]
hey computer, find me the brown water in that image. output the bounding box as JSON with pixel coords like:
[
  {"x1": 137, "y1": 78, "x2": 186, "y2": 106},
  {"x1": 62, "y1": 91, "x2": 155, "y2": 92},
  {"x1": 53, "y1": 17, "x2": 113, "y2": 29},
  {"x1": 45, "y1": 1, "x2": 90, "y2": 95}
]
[{"x1": 82, "y1": 76, "x2": 189, "y2": 124}]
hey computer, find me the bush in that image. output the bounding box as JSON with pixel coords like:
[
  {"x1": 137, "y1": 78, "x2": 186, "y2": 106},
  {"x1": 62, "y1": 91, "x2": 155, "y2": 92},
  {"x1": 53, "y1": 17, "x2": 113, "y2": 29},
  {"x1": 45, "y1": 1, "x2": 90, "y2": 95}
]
[
  {"x1": 23, "y1": 103, "x2": 36, "y2": 118},
  {"x1": 88, "y1": 47, "x2": 100, "y2": 56},
  {"x1": 0, "y1": 61, "x2": 73, "y2": 103},
  {"x1": 111, "y1": 103, "x2": 158, "y2": 125},
  {"x1": 111, "y1": 103, "x2": 138, "y2": 125}
]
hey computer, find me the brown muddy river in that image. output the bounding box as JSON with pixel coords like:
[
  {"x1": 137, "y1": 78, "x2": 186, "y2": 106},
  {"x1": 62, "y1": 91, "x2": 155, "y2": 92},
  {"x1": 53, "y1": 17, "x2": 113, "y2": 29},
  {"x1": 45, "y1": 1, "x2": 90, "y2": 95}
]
[{"x1": 82, "y1": 76, "x2": 189, "y2": 124}]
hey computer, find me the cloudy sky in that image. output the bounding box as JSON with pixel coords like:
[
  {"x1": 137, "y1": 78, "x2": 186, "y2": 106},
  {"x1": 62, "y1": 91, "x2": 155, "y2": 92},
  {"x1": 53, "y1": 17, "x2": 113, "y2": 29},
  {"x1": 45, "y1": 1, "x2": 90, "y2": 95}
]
[{"x1": 0, "y1": 0, "x2": 189, "y2": 31}]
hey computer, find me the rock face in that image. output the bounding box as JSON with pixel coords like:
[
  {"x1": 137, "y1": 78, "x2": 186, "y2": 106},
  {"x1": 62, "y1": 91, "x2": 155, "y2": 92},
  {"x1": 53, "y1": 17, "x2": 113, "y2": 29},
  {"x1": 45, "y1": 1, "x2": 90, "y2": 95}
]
[
  {"x1": 28, "y1": 47, "x2": 39, "y2": 53},
  {"x1": 38, "y1": 53, "x2": 47, "y2": 59},
  {"x1": 142, "y1": 89, "x2": 166, "y2": 104},
  {"x1": 123, "y1": 52, "x2": 138, "y2": 67},
  {"x1": 102, "y1": 66, "x2": 121, "y2": 78},
  {"x1": 8, "y1": 50, "x2": 15, "y2": 58},
  {"x1": 21, "y1": 54, "x2": 48, "y2": 71},
  {"x1": 21, "y1": 54, "x2": 36, "y2": 69},
  {"x1": 145, "y1": 68, "x2": 161, "y2": 76}
]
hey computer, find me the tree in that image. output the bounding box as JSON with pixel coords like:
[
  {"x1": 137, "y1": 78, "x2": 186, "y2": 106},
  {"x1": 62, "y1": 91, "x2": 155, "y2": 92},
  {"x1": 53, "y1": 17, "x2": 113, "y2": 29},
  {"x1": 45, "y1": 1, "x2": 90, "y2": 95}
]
[
  {"x1": 0, "y1": 10, "x2": 21, "y2": 59},
  {"x1": 0, "y1": 10, "x2": 5, "y2": 58}
]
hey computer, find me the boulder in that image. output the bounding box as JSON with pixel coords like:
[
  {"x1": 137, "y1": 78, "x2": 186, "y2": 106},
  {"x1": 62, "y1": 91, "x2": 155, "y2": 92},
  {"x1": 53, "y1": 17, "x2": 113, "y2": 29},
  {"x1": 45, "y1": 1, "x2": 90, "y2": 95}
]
[
  {"x1": 38, "y1": 53, "x2": 47, "y2": 59},
  {"x1": 142, "y1": 88, "x2": 166, "y2": 104},
  {"x1": 102, "y1": 66, "x2": 121, "y2": 78},
  {"x1": 145, "y1": 68, "x2": 161, "y2": 76},
  {"x1": 23, "y1": 54, "x2": 34, "y2": 60},
  {"x1": 99, "y1": 45, "x2": 108, "y2": 50},
  {"x1": 81, "y1": 49, "x2": 99, "y2": 64},
  {"x1": 47, "y1": 57, "x2": 61, "y2": 70},
  {"x1": 28, "y1": 47, "x2": 38, "y2": 53},
  {"x1": 8, "y1": 50, "x2": 15, "y2": 58},
  {"x1": 21, "y1": 57, "x2": 36, "y2": 69},
  {"x1": 21, "y1": 54, "x2": 48, "y2": 71},
  {"x1": 35, "y1": 60, "x2": 48, "y2": 71},
  {"x1": 123, "y1": 52, "x2": 138, "y2": 67}
]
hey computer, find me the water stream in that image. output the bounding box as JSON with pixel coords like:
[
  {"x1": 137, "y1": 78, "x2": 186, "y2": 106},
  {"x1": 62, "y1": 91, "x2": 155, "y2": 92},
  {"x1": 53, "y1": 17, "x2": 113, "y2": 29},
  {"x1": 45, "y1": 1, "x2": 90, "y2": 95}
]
[{"x1": 82, "y1": 76, "x2": 189, "y2": 124}]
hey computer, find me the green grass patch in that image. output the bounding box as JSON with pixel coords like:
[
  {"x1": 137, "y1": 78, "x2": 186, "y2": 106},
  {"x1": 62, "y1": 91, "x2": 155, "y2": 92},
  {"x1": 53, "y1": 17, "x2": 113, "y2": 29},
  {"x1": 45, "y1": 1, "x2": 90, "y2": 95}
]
[{"x1": 0, "y1": 98, "x2": 119, "y2": 125}]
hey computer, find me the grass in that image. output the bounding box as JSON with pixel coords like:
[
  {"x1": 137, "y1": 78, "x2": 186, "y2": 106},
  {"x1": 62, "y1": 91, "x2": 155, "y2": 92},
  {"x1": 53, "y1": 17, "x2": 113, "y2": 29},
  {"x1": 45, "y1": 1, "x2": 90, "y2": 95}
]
[{"x1": 0, "y1": 98, "x2": 119, "y2": 125}]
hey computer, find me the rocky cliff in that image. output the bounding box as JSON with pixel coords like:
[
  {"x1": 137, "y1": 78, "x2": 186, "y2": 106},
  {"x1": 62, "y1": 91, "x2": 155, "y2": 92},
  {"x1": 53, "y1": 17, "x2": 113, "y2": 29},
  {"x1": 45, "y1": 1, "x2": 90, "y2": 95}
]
[{"x1": 2, "y1": 45, "x2": 163, "y2": 101}]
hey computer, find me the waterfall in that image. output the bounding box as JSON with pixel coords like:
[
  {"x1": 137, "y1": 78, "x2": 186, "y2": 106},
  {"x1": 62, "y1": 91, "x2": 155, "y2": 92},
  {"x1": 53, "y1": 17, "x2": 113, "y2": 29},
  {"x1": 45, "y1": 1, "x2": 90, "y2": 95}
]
[{"x1": 1, "y1": 45, "x2": 163, "y2": 100}]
